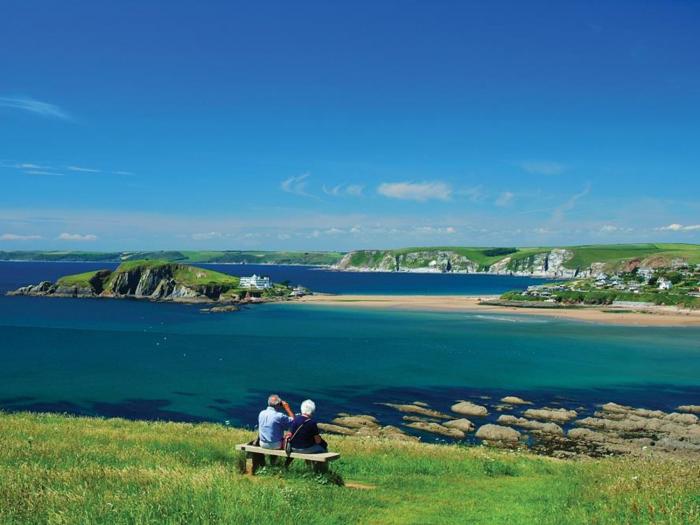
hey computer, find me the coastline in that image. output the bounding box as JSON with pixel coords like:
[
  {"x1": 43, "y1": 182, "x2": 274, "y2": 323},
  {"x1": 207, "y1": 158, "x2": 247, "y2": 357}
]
[{"x1": 297, "y1": 294, "x2": 700, "y2": 326}]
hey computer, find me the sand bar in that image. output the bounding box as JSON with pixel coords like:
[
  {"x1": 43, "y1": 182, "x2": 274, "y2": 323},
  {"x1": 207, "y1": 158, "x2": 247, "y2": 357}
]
[{"x1": 297, "y1": 294, "x2": 700, "y2": 327}]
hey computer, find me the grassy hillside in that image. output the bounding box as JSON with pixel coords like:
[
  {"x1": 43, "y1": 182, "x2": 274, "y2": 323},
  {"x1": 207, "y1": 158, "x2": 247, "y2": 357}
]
[
  {"x1": 0, "y1": 413, "x2": 697, "y2": 524},
  {"x1": 341, "y1": 244, "x2": 700, "y2": 272},
  {"x1": 0, "y1": 250, "x2": 345, "y2": 266}
]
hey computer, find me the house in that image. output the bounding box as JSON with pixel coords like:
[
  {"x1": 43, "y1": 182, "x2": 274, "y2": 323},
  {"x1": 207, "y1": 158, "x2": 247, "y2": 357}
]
[
  {"x1": 657, "y1": 278, "x2": 672, "y2": 291},
  {"x1": 289, "y1": 286, "x2": 309, "y2": 297},
  {"x1": 637, "y1": 267, "x2": 654, "y2": 283},
  {"x1": 239, "y1": 274, "x2": 271, "y2": 290}
]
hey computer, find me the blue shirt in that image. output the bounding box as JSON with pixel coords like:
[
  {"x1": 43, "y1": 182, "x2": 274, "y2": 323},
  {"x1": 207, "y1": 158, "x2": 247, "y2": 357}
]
[
  {"x1": 258, "y1": 407, "x2": 292, "y2": 444},
  {"x1": 289, "y1": 415, "x2": 320, "y2": 449}
]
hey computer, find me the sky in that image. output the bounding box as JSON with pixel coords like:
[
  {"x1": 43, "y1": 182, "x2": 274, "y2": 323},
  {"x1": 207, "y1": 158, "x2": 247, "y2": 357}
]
[{"x1": 1, "y1": 0, "x2": 699, "y2": 251}]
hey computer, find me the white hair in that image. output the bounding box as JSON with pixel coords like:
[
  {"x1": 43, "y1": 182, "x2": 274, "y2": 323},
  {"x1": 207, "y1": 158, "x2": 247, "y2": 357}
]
[
  {"x1": 268, "y1": 394, "x2": 281, "y2": 407},
  {"x1": 300, "y1": 399, "x2": 316, "y2": 416}
]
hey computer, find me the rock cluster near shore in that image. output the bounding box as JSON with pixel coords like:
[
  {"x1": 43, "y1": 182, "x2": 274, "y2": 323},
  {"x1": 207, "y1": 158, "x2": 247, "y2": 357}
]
[{"x1": 317, "y1": 396, "x2": 700, "y2": 460}]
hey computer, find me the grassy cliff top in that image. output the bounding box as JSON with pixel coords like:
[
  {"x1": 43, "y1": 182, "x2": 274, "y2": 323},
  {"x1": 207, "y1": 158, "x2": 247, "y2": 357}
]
[
  {"x1": 56, "y1": 260, "x2": 241, "y2": 290},
  {"x1": 0, "y1": 412, "x2": 697, "y2": 524},
  {"x1": 345, "y1": 243, "x2": 700, "y2": 270}
]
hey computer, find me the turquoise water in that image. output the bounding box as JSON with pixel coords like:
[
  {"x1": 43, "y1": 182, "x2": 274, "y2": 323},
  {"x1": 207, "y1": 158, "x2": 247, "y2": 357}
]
[{"x1": 1, "y1": 262, "x2": 699, "y2": 438}]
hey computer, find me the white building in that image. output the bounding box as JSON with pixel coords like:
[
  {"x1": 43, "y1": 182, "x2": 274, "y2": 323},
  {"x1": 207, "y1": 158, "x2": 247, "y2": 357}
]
[
  {"x1": 239, "y1": 274, "x2": 271, "y2": 290},
  {"x1": 657, "y1": 277, "x2": 672, "y2": 291}
]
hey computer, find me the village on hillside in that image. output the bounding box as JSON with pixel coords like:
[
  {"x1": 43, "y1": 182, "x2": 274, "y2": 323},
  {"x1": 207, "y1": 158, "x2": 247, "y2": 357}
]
[{"x1": 502, "y1": 263, "x2": 700, "y2": 308}]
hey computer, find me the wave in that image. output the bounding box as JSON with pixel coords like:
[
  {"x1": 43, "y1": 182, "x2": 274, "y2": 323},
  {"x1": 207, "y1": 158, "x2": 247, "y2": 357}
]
[{"x1": 470, "y1": 314, "x2": 550, "y2": 324}]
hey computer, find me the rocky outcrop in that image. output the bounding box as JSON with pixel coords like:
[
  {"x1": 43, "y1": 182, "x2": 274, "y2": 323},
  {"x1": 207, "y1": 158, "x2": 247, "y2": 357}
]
[
  {"x1": 500, "y1": 396, "x2": 533, "y2": 406},
  {"x1": 318, "y1": 414, "x2": 418, "y2": 442},
  {"x1": 475, "y1": 424, "x2": 521, "y2": 443},
  {"x1": 497, "y1": 415, "x2": 563, "y2": 436},
  {"x1": 405, "y1": 420, "x2": 466, "y2": 439},
  {"x1": 523, "y1": 408, "x2": 578, "y2": 423},
  {"x1": 381, "y1": 403, "x2": 451, "y2": 419},
  {"x1": 444, "y1": 418, "x2": 475, "y2": 433},
  {"x1": 678, "y1": 405, "x2": 700, "y2": 414},
  {"x1": 451, "y1": 401, "x2": 488, "y2": 417},
  {"x1": 7, "y1": 263, "x2": 241, "y2": 304}
]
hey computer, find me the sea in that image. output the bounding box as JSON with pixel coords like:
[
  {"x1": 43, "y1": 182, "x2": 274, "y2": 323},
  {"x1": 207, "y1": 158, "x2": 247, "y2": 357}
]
[{"x1": 1, "y1": 261, "x2": 699, "y2": 442}]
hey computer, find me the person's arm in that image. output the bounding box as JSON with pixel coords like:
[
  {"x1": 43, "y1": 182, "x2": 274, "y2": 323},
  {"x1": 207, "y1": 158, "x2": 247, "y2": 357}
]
[
  {"x1": 310, "y1": 420, "x2": 322, "y2": 444},
  {"x1": 281, "y1": 400, "x2": 294, "y2": 419},
  {"x1": 313, "y1": 434, "x2": 322, "y2": 444}
]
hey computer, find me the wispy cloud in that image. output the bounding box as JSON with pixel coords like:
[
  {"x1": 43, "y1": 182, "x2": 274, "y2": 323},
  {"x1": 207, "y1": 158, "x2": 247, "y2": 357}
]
[
  {"x1": 655, "y1": 223, "x2": 700, "y2": 232},
  {"x1": 112, "y1": 170, "x2": 134, "y2": 176},
  {"x1": 0, "y1": 233, "x2": 43, "y2": 241},
  {"x1": 25, "y1": 170, "x2": 64, "y2": 177},
  {"x1": 377, "y1": 181, "x2": 451, "y2": 202},
  {"x1": 519, "y1": 160, "x2": 567, "y2": 176},
  {"x1": 456, "y1": 185, "x2": 485, "y2": 202},
  {"x1": 323, "y1": 183, "x2": 365, "y2": 197},
  {"x1": 0, "y1": 96, "x2": 70, "y2": 120},
  {"x1": 495, "y1": 191, "x2": 514, "y2": 207},
  {"x1": 67, "y1": 165, "x2": 100, "y2": 173},
  {"x1": 281, "y1": 173, "x2": 312, "y2": 197},
  {"x1": 551, "y1": 184, "x2": 590, "y2": 222},
  {"x1": 57, "y1": 232, "x2": 98, "y2": 241},
  {"x1": 191, "y1": 231, "x2": 224, "y2": 240}
]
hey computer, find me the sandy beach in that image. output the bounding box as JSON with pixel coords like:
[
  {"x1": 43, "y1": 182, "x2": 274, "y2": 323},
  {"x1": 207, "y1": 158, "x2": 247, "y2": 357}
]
[{"x1": 297, "y1": 294, "x2": 700, "y2": 327}]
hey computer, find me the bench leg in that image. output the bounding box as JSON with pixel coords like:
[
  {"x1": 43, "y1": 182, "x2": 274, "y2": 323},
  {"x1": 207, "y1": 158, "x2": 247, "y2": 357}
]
[
  {"x1": 245, "y1": 453, "x2": 265, "y2": 475},
  {"x1": 306, "y1": 460, "x2": 328, "y2": 474}
]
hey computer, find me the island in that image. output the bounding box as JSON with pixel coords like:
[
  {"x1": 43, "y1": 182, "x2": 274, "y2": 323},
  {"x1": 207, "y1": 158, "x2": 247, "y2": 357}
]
[{"x1": 6, "y1": 259, "x2": 302, "y2": 310}]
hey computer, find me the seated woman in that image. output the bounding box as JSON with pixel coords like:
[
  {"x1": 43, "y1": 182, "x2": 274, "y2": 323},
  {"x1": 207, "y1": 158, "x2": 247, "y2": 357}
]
[{"x1": 288, "y1": 399, "x2": 327, "y2": 453}]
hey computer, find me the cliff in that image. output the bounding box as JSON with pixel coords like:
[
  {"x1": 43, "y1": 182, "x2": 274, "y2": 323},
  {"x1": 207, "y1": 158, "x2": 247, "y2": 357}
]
[
  {"x1": 333, "y1": 244, "x2": 700, "y2": 278},
  {"x1": 7, "y1": 260, "x2": 244, "y2": 303}
]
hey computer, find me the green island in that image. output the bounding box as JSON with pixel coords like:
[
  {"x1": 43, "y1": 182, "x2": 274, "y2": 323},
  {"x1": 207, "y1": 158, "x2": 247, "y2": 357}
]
[
  {"x1": 0, "y1": 412, "x2": 697, "y2": 525},
  {"x1": 7, "y1": 259, "x2": 297, "y2": 305}
]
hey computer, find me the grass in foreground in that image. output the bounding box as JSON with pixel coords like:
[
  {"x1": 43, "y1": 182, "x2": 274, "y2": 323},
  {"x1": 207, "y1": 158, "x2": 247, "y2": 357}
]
[{"x1": 0, "y1": 412, "x2": 698, "y2": 524}]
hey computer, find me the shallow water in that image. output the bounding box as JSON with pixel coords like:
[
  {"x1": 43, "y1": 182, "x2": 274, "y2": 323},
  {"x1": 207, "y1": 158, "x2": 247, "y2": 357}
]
[{"x1": 1, "y1": 262, "x2": 699, "y2": 441}]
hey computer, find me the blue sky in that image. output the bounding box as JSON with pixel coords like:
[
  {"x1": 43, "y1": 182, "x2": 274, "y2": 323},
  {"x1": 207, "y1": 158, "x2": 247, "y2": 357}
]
[{"x1": 1, "y1": 0, "x2": 699, "y2": 251}]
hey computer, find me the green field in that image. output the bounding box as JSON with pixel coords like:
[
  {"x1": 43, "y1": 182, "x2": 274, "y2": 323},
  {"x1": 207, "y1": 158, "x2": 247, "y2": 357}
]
[{"x1": 0, "y1": 412, "x2": 697, "y2": 524}]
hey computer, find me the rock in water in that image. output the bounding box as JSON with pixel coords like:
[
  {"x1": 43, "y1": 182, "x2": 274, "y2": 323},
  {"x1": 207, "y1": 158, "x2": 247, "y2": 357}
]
[
  {"x1": 677, "y1": 405, "x2": 700, "y2": 414},
  {"x1": 451, "y1": 401, "x2": 488, "y2": 417},
  {"x1": 497, "y1": 415, "x2": 563, "y2": 435},
  {"x1": 500, "y1": 396, "x2": 533, "y2": 405},
  {"x1": 381, "y1": 403, "x2": 451, "y2": 419},
  {"x1": 475, "y1": 424, "x2": 521, "y2": 443},
  {"x1": 443, "y1": 418, "x2": 475, "y2": 433},
  {"x1": 524, "y1": 407, "x2": 577, "y2": 423},
  {"x1": 405, "y1": 421, "x2": 466, "y2": 439}
]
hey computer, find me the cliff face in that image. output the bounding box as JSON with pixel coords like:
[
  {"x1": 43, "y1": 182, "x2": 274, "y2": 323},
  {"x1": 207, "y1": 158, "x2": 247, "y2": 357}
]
[
  {"x1": 334, "y1": 248, "x2": 588, "y2": 278},
  {"x1": 8, "y1": 264, "x2": 237, "y2": 303}
]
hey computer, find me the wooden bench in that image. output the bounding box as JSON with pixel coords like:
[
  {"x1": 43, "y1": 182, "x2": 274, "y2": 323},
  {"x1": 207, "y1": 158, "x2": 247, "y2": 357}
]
[{"x1": 235, "y1": 443, "x2": 340, "y2": 475}]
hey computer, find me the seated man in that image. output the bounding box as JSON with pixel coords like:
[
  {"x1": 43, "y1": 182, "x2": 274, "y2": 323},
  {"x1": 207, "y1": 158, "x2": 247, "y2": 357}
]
[
  {"x1": 258, "y1": 394, "x2": 294, "y2": 449},
  {"x1": 289, "y1": 399, "x2": 327, "y2": 453}
]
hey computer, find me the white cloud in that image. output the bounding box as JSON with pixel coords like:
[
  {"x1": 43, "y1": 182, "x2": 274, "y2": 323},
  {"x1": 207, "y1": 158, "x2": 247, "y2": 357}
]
[
  {"x1": 281, "y1": 173, "x2": 312, "y2": 196},
  {"x1": 656, "y1": 223, "x2": 700, "y2": 232},
  {"x1": 57, "y1": 232, "x2": 98, "y2": 242},
  {"x1": 192, "y1": 231, "x2": 223, "y2": 240},
  {"x1": 519, "y1": 161, "x2": 566, "y2": 176},
  {"x1": 112, "y1": 171, "x2": 134, "y2": 176},
  {"x1": 0, "y1": 233, "x2": 43, "y2": 241},
  {"x1": 412, "y1": 226, "x2": 457, "y2": 235},
  {"x1": 377, "y1": 181, "x2": 451, "y2": 202},
  {"x1": 322, "y1": 184, "x2": 364, "y2": 197},
  {"x1": 67, "y1": 165, "x2": 100, "y2": 173},
  {"x1": 0, "y1": 96, "x2": 70, "y2": 119},
  {"x1": 25, "y1": 170, "x2": 64, "y2": 176},
  {"x1": 495, "y1": 191, "x2": 514, "y2": 207}
]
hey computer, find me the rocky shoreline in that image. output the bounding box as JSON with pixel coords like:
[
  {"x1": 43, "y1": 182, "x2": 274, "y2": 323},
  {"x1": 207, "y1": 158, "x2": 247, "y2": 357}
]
[{"x1": 318, "y1": 397, "x2": 700, "y2": 460}]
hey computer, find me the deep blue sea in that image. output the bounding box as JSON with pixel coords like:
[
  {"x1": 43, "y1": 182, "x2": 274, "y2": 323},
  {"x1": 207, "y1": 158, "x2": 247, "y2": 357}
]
[{"x1": 1, "y1": 261, "x2": 699, "y2": 442}]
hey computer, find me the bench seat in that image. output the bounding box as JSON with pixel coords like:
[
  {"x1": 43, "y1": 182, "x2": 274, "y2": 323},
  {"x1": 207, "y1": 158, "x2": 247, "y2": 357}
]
[{"x1": 235, "y1": 443, "x2": 340, "y2": 474}]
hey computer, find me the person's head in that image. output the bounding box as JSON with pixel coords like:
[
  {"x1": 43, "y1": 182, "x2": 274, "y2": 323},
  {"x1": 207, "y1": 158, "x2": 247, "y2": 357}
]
[
  {"x1": 268, "y1": 394, "x2": 282, "y2": 409},
  {"x1": 300, "y1": 399, "x2": 316, "y2": 417}
]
